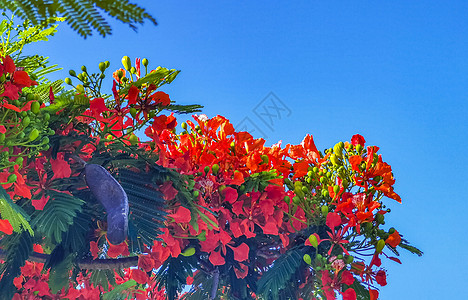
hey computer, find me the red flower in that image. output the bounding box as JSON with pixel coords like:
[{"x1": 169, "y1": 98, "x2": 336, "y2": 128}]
[
  {"x1": 169, "y1": 206, "x2": 191, "y2": 223},
  {"x1": 351, "y1": 134, "x2": 365, "y2": 146},
  {"x1": 385, "y1": 230, "x2": 401, "y2": 248},
  {"x1": 0, "y1": 219, "x2": 13, "y2": 235}
]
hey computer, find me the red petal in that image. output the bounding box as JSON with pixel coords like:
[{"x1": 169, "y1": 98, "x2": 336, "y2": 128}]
[
  {"x1": 351, "y1": 134, "x2": 366, "y2": 146},
  {"x1": 13, "y1": 71, "x2": 34, "y2": 87},
  {"x1": 131, "y1": 269, "x2": 149, "y2": 284},
  {"x1": 128, "y1": 85, "x2": 139, "y2": 105},
  {"x1": 326, "y1": 212, "x2": 342, "y2": 229},
  {"x1": 385, "y1": 230, "x2": 401, "y2": 248},
  {"x1": 209, "y1": 250, "x2": 225, "y2": 266},
  {"x1": 169, "y1": 206, "x2": 191, "y2": 223},
  {"x1": 32, "y1": 195, "x2": 49, "y2": 211},
  {"x1": 342, "y1": 288, "x2": 357, "y2": 300},
  {"x1": 90, "y1": 241, "x2": 99, "y2": 259},
  {"x1": 341, "y1": 270, "x2": 355, "y2": 285},
  {"x1": 138, "y1": 255, "x2": 155, "y2": 272},
  {"x1": 50, "y1": 153, "x2": 71, "y2": 179},
  {"x1": 0, "y1": 219, "x2": 13, "y2": 235},
  {"x1": 229, "y1": 242, "x2": 249, "y2": 262},
  {"x1": 107, "y1": 241, "x2": 128, "y2": 258},
  {"x1": 234, "y1": 263, "x2": 249, "y2": 279},
  {"x1": 3, "y1": 56, "x2": 15, "y2": 74},
  {"x1": 223, "y1": 187, "x2": 238, "y2": 204},
  {"x1": 160, "y1": 181, "x2": 178, "y2": 200},
  {"x1": 388, "y1": 256, "x2": 402, "y2": 264},
  {"x1": 0, "y1": 125, "x2": 5, "y2": 133},
  {"x1": 89, "y1": 97, "x2": 109, "y2": 116},
  {"x1": 369, "y1": 288, "x2": 379, "y2": 300},
  {"x1": 153, "y1": 91, "x2": 170, "y2": 106}
]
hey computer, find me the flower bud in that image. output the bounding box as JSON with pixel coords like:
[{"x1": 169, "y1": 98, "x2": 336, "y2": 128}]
[
  {"x1": 212, "y1": 164, "x2": 219, "y2": 175},
  {"x1": 142, "y1": 58, "x2": 149, "y2": 67},
  {"x1": 69, "y1": 69, "x2": 76, "y2": 77},
  {"x1": 64, "y1": 77, "x2": 72, "y2": 85},
  {"x1": 308, "y1": 234, "x2": 318, "y2": 248},
  {"x1": 81, "y1": 65, "x2": 87, "y2": 72},
  {"x1": 181, "y1": 247, "x2": 196, "y2": 257},
  {"x1": 31, "y1": 101, "x2": 40, "y2": 114},
  {"x1": 29, "y1": 129, "x2": 39, "y2": 141},
  {"x1": 303, "y1": 254, "x2": 312, "y2": 265},
  {"x1": 129, "y1": 107, "x2": 137, "y2": 118},
  {"x1": 7, "y1": 174, "x2": 17, "y2": 183},
  {"x1": 99, "y1": 62, "x2": 106, "y2": 72},
  {"x1": 376, "y1": 239, "x2": 385, "y2": 253},
  {"x1": 122, "y1": 56, "x2": 132, "y2": 71},
  {"x1": 321, "y1": 205, "x2": 328, "y2": 216}
]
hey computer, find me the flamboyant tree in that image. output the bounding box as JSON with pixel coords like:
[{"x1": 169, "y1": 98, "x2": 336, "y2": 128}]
[{"x1": 0, "y1": 17, "x2": 422, "y2": 300}]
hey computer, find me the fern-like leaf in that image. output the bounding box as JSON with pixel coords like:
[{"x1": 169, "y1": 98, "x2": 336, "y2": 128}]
[
  {"x1": 256, "y1": 246, "x2": 304, "y2": 300},
  {"x1": 0, "y1": 185, "x2": 33, "y2": 235},
  {"x1": 30, "y1": 191, "x2": 84, "y2": 244}
]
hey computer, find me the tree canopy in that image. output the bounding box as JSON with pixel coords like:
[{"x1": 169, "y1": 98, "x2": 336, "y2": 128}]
[{"x1": 0, "y1": 17, "x2": 421, "y2": 300}]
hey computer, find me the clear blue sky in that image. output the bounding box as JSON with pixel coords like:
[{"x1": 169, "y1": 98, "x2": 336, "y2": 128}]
[{"x1": 26, "y1": 1, "x2": 468, "y2": 298}]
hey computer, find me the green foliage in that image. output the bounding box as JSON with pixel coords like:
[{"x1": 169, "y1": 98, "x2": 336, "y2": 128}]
[
  {"x1": 0, "y1": 0, "x2": 157, "y2": 38},
  {"x1": 344, "y1": 281, "x2": 371, "y2": 300},
  {"x1": 0, "y1": 231, "x2": 33, "y2": 300},
  {"x1": 242, "y1": 170, "x2": 280, "y2": 192},
  {"x1": 102, "y1": 279, "x2": 139, "y2": 300},
  {"x1": 90, "y1": 268, "x2": 116, "y2": 292},
  {"x1": 156, "y1": 255, "x2": 197, "y2": 300},
  {"x1": 48, "y1": 253, "x2": 76, "y2": 294},
  {"x1": 30, "y1": 191, "x2": 84, "y2": 244},
  {"x1": 399, "y1": 238, "x2": 423, "y2": 256},
  {"x1": 0, "y1": 186, "x2": 33, "y2": 235},
  {"x1": 256, "y1": 247, "x2": 304, "y2": 300}
]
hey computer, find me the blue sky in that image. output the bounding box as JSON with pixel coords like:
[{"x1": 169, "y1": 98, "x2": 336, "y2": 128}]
[{"x1": 25, "y1": 1, "x2": 468, "y2": 298}]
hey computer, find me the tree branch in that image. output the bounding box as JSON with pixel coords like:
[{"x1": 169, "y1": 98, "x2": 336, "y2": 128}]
[{"x1": 0, "y1": 250, "x2": 139, "y2": 270}]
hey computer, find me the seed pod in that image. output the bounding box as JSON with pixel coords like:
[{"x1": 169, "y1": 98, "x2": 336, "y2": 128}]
[
  {"x1": 85, "y1": 164, "x2": 129, "y2": 245},
  {"x1": 303, "y1": 254, "x2": 312, "y2": 265}
]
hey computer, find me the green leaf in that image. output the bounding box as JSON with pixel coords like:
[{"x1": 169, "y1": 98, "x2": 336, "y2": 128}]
[
  {"x1": 90, "y1": 269, "x2": 116, "y2": 292},
  {"x1": 30, "y1": 192, "x2": 84, "y2": 244},
  {"x1": 102, "y1": 279, "x2": 138, "y2": 300},
  {"x1": 256, "y1": 247, "x2": 304, "y2": 300},
  {"x1": 0, "y1": 231, "x2": 33, "y2": 300},
  {"x1": 156, "y1": 255, "x2": 196, "y2": 300},
  {"x1": 0, "y1": 185, "x2": 33, "y2": 235},
  {"x1": 48, "y1": 253, "x2": 76, "y2": 294}
]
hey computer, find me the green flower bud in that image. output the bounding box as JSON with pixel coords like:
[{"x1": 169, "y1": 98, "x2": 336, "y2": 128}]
[
  {"x1": 193, "y1": 190, "x2": 200, "y2": 197},
  {"x1": 376, "y1": 239, "x2": 385, "y2": 253},
  {"x1": 22, "y1": 116, "x2": 31, "y2": 127},
  {"x1": 122, "y1": 56, "x2": 132, "y2": 71},
  {"x1": 181, "y1": 247, "x2": 196, "y2": 257},
  {"x1": 308, "y1": 234, "x2": 318, "y2": 248},
  {"x1": 69, "y1": 69, "x2": 76, "y2": 77},
  {"x1": 181, "y1": 122, "x2": 187, "y2": 130},
  {"x1": 333, "y1": 142, "x2": 343, "y2": 158},
  {"x1": 212, "y1": 164, "x2": 219, "y2": 175},
  {"x1": 292, "y1": 196, "x2": 301, "y2": 205},
  {"x1": 31, "y1": 101, "x2": 40, "y2": 114},
  {"x1": 333, "y1": 185, "x2": 340, "y2": 195},
  {"x1": 99, "y1": 62, "x2": 106, "y2": 72},
  {"x1": 261, "y1": 154, "x2": 269, "y2": 164},
  {"x1": 7, "y1": 174, "x2": 17, "y2": 183},
  {"x1": 105, "y1": 61, "x2": 110, "y2": 68},
  {"x1": 76, "y1": 84, "x2": 85, "y2": 93},
  {"x1": 130, "y1": 66, "x2": 136, "y2": 74},
  {"x1": 204, "y1": 166, "x2": 210, "y2": 175},
  {"x1": 81, "y1": 65, "x2": 87, "y2": 72},
  {"x1": 345, "y1": 255, "x2": 354, "y2": 264},
  {"x1": 375, "y1": 213, "x2": 385, "y2": 225},
  {"x1": 15, "y1": 157, "x2": 23, "y2": 166},
  {"x1": 129, "y1": 107, "x2": 137, "y2": 118},
  {"x1": 29, "y1": 129, "x2": 39, "y2": 141},
  {"x1": 303, "y1": 254, "x2": 312, "y2": 265},
  {"x1": 0, "y1": 133, "x2": 5, "y2": 143},
  {"x1": 142, "y1": 58, "x2": 149, "y2": 67},
  {"x1": 321, "y1": 205, "x2": 328, "y2": 216},
  {"x1": 43, "y1": 113, "x2": 50, "y2": 121}
]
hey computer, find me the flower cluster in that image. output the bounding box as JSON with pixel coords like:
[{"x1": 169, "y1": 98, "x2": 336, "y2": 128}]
[{"x1": 0, "y1": 58, "x2": 419, "y2": 300}]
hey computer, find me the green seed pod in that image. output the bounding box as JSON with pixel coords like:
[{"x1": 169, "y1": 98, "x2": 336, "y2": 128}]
[
  {"x1": 7, "y1": 174, "x2": 17, "y2": 183},
  {"x1": 212, "y1": 164, "x2": 219, "y2": 175},
  {"x1": 117, "y1": 69, "x2": 124, "y2": 79},
  {"x1": 376, "y1": 239, "x2": 385, "y2": 253},
  {"x1": 29, "y1": 129, "x2": 39, "y2": 141},
  {"x1": 69, "y1": 69, "x2": 76, "y2": 77},
  {"x1": 321, "y1": 205, "x2": 328, "y2": 216},
  {"x1": 122, "y1": 56, "x2": 132, "y2": 71},
  {"x1": 308, "y1": 234, "x2": 318, "y2": 248},
  {"x1": 22, "y1": 116, "x2": 31, "y2": 127},
  {"x1": 181, "y1": 247, "x2": 196, "y2": 257},
  {"x1": 31, "y1": 101, "x2": 40, "y2": 114},
  {"x1": 142, "y1": 58, "x2": 149, "y2": 67},
  {"x1": 303, "y1": 254, "x2": 312, "y2": 265},
  {"x1": 99, "y1": 62, "x2": 106, "y2": 72}
]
